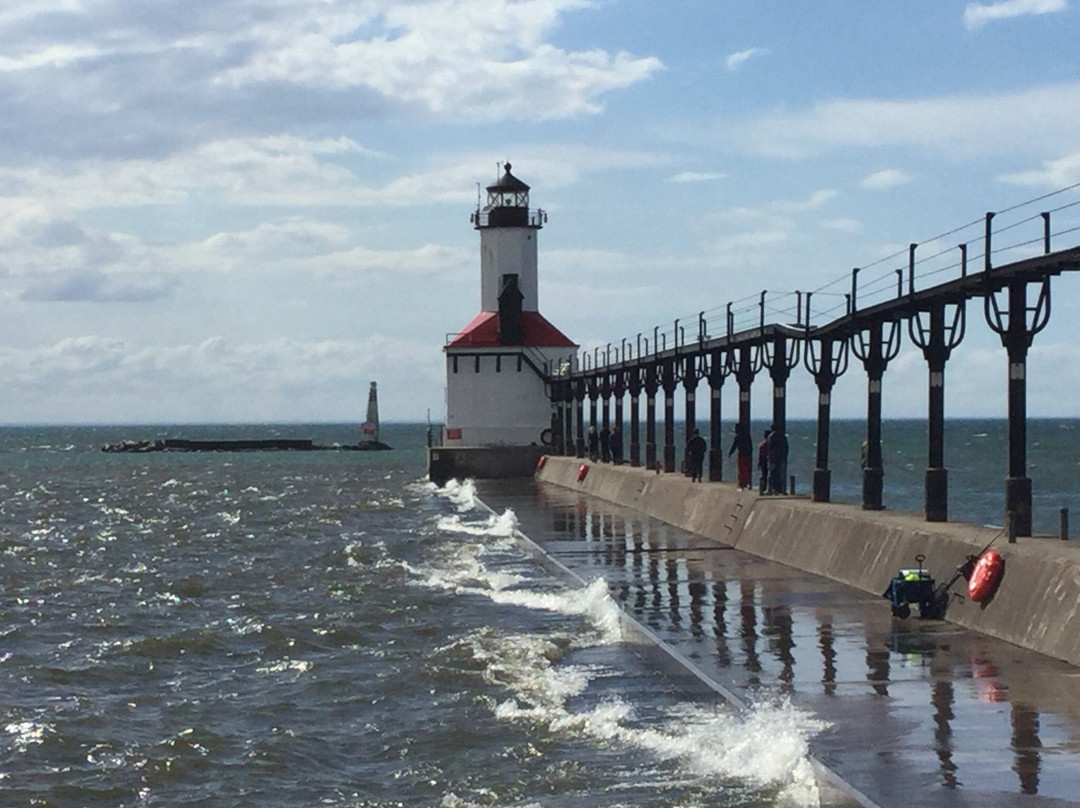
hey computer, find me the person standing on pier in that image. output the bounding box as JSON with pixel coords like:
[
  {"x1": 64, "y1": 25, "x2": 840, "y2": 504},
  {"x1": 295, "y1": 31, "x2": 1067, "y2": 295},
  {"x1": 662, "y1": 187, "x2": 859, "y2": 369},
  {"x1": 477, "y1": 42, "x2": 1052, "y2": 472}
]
[
  {"x1": 758, "y1": 429, "x2": 771, "y2": 494},
  {"x1": 728, "y1": 423, "x2": 753, "y2": 489},
  {"x1": 767, "y1": 426, "x2": 788, "y2": 494},
  {"x1": 587, "y1": 426, "x2": 599, "y2": 461},
  {"x1": 610, "y1": 424, "x2": 623, "y2": 465},
  {"x1": 686, "y1": 428, "x2": 707, "y2": 482}
]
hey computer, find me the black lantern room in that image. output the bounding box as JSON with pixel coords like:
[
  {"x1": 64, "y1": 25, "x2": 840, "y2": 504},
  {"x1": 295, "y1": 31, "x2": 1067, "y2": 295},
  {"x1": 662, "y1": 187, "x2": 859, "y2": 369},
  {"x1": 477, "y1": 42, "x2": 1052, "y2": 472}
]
[{"x1": 473, "y1": 163, "x2": 543, "y2": 229}]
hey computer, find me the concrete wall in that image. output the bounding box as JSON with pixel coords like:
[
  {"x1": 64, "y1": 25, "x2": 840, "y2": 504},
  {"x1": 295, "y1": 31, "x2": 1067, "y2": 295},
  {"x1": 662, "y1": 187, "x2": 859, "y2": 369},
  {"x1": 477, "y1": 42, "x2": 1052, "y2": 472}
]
[
  {"x1": 428, "y1": 444, "x2": 548, "y2": 486},
  {"x1": 538, "y1": 455, "x2": 1080, "y2": 668}
]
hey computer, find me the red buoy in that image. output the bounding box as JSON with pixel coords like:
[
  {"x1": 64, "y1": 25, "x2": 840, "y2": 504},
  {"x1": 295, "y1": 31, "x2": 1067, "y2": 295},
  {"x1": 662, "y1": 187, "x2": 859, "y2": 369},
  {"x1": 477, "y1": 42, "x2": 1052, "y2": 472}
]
[
  {"x1": 577, "y1": 463, "x2": 589, "y2": 482},
  {"x1": 536, "y1": 455, "x2": 548, "y2": 472},
  {"x1": 967, "y1": 549, "x2": 1004, "y2": 602}
]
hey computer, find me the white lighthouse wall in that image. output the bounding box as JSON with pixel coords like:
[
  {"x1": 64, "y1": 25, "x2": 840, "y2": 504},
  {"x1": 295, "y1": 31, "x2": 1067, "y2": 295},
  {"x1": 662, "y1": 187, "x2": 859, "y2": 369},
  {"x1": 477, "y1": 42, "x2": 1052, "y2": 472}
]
[
  {"x1": 444, "y1": 348, "x2": 565, "y2": 446},
  {"x1": 479, "y1": 228, "x2": 539, "y2": 312}
]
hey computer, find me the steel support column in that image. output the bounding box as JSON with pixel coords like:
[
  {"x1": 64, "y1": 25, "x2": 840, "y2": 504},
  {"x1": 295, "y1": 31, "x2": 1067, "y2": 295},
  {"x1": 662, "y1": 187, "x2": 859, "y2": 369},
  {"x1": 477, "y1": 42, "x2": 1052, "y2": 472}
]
[
  {"x1": 575, "y1": 380, "x2": 586, "y2": 458},
  {"x1": 627, "y1": 367, "x2": 642, "y2": 467},
  {"x1": 910, "y1": 300, "x2": 965, "y2": 521},
  {"x1": 613, "y1": 370, "x2": 625, "y2": 463},
  {"x1": 985, "y1": 278, "x2": 1050, "y2": 536},
  {"x1": 563, "y1": 379, "x2": 575, "y2": 456},
  {"x1": 708, "y1": 349, "x2": 729, "y2": 482},
  {"x1": 662, "y1": 359, "x2": 678, "y2": 473},
  {"x1": 764, "y1": 333, "x2": 800, "y2": 492},
  {"x1": 805, "y1": 336, "x2": 848, "y2": 502},
  {"x1": 644, "y1": 364, "x2": 658, "y2": 470},
  {"x1": 683, "y1": 354, "x2": 699, "y2": 475},
  {"x1": 852, "y1": 319, "x2": 901, "y2": 510}
]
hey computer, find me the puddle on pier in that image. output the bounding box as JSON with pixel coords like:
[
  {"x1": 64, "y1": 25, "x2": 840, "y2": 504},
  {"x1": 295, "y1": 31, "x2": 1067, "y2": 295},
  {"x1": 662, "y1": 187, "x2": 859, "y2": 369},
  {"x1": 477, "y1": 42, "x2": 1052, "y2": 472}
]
[{"x1": 477, "y1": 478, "x2": 1080, "y2": 807}]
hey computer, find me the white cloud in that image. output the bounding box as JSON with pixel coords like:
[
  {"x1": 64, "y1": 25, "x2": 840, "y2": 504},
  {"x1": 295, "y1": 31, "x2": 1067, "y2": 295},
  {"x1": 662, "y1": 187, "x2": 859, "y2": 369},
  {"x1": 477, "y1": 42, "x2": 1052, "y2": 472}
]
[
  {"x1": 964, "y1": 0, "x2": 1067, "y2": 30},
  {"x1": 774, "y1": 189, "x2": 838, "y2": 212},
  {"x1": 0, "y1": 0, "x2": 663, "y2": 168},
  {"x1": 0, "y1": 334, "x2": 443, "y2": 423},
  {"x1": 732, "y1": 81, "x2": 1080, "y2": 159},
  {"x1": 998, "y1": 152, "x2": 1080, "y2": 187},
  {"x1": 725, "y1": 47, "x2": 767, "y2": 72},
  {"x1": 822, "y1": 218, "x2": 863, "y2": 234},
  {"x1": 213, "y1": 0, "x2": 663, "y2": 120},
  {"x1": 669, "y1": 171, "x2": 727, "y2": 183},
  {"x1": 0, "y1": 136, "x2": 377, "y2": 212},
  {"x1": 860, "y1": 169, "x2": 911, "y2": 190}
]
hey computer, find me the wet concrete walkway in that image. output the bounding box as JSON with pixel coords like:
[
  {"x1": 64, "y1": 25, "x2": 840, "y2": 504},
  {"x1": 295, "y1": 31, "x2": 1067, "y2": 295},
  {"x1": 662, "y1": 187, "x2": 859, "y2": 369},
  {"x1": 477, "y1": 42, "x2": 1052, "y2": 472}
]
[{"x1": 476, "y1": 478, "x2": 1080, "y2": 808}]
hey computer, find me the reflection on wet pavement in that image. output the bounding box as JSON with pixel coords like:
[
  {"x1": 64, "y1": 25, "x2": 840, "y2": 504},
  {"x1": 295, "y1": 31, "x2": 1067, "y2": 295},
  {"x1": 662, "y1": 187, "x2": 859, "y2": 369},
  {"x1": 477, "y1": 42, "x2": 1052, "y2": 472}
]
[{"x1": 478, "y1": 479, "x2": 1080, "y2": 807}]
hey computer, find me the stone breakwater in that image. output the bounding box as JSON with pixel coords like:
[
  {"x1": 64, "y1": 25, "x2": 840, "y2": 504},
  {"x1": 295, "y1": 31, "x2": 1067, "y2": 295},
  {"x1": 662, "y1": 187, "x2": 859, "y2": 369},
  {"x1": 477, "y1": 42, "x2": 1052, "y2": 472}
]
[{"x1": 537, "y1": 456, "x2": 1080, "y2": 668}]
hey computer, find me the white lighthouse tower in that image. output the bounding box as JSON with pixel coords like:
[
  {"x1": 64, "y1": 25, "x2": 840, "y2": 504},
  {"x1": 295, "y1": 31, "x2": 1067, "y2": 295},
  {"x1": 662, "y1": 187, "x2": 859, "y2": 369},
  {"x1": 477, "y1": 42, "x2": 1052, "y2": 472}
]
[{"x1": 435, "y1": 163, "x2": 576, "y2": 475}]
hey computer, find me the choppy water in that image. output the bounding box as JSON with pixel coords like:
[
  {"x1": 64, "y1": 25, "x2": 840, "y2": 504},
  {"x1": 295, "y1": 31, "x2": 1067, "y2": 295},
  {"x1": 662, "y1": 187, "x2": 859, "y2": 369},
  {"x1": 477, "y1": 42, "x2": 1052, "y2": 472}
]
[{"x1": 0, "y1": 420, "x2": 1077, "y2": 807}]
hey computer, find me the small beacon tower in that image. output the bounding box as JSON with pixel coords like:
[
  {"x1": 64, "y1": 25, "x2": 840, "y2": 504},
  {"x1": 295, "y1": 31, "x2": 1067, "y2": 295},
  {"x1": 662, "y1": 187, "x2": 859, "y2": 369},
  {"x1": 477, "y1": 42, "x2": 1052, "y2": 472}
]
[{"x1": 432, "y1": 164, "x2": 576, "y2": 481}]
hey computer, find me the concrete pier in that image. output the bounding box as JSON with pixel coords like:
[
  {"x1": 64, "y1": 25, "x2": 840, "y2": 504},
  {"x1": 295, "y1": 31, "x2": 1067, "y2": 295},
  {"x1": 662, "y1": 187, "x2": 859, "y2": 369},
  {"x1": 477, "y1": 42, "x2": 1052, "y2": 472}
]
[{"x1": 537, "y1": 456, "x2": 1080, "y2": 668}]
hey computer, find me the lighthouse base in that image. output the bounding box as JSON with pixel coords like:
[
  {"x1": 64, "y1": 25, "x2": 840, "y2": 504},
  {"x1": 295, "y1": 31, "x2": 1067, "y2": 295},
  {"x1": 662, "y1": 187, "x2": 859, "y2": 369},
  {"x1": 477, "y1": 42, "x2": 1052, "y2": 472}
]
[{"x1": 428, "y1": 444, "x2": 548, "y2": 487}]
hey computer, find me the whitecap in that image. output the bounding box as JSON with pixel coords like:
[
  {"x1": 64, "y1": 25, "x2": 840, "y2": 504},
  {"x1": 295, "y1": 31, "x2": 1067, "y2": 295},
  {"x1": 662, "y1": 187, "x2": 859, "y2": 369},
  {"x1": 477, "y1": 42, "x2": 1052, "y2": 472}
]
[
  {"x1": 438, "y1": 478, "x2": 481, "y2": 511},
  {"x1": 436, "y1": 509, "x2": 519, "y2": 539}
]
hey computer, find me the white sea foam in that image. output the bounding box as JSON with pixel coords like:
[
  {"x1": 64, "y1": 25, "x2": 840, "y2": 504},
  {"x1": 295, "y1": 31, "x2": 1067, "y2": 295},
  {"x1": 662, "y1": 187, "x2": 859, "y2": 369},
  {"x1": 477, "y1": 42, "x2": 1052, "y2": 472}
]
[
  {"x1": 467, "y1": 622, "x2": 825, "y2": 804},
  {"x1": 437, "y1": 478, "x2": 481, "y2": 511},
  {"x1": 418, "y1": 505, "x2": 623, "y2": 645},
  {"x1": 486, "y1": 578, "x2": 623, "y2": 646},
  {"x1": 435, "y1": 509, "x2": 519, "y2": 539},
  {"x1": 218, "y1": 510, "x2": 242, "y2": 525}
]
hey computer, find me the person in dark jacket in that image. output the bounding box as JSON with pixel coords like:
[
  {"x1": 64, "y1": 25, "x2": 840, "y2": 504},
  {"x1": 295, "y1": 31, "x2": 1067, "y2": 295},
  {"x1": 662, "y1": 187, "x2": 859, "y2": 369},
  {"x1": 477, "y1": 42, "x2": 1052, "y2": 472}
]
[
  {"x1": 587, "y1": 426, "x2": 599, "y2": 461},
  {"x1": 728, "y1": 423, "x2": 753, "y2": 489},
  {"x1": 686, "y1": 428, "x2": 707, "y2": 482},
  {"x1": 767, "y1": 426, "x2": 788, "y2": 494},
  {"x1": 757, "y1": 429, "x2": 771, "y2": 494},
  {"x1": 610, "y1": 424, "x2": 623, "y2": 465}
]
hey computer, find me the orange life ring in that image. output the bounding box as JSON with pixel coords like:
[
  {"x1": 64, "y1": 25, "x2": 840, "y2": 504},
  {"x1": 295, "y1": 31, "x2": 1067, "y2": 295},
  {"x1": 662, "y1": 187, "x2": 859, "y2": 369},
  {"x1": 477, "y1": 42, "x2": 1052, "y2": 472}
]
[
  {"x1": 536, "y1": 455, "x2": 548, "y2": 472},
  {"x1": 967, "y1": 549, "x2": 1004, "y2": 602},
  {"x1": 577, "y1": 463, "x2": 589, "y2": 482}
]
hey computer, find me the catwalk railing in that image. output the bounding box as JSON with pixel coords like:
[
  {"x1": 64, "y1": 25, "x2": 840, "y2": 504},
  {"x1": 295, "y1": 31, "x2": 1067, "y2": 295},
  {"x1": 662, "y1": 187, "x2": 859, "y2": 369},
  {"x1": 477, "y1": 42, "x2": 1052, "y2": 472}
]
[{"x1": 548, "y1": 186, "x2": 1080, "y2": 535}]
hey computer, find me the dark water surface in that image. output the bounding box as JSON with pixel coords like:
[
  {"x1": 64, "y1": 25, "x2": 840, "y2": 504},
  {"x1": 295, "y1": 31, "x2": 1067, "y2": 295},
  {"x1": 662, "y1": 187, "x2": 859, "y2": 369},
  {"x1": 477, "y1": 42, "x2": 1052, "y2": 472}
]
[{"x1": 1, "y1": 421, "x2": 1078, "y2": 807}]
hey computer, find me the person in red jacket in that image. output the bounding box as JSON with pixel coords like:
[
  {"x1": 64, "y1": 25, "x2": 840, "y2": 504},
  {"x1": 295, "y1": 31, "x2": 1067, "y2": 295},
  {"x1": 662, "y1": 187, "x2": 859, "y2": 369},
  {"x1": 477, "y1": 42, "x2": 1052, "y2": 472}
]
[{"x1": 728, "y1": 423, "x2": 752, "y2": 489}]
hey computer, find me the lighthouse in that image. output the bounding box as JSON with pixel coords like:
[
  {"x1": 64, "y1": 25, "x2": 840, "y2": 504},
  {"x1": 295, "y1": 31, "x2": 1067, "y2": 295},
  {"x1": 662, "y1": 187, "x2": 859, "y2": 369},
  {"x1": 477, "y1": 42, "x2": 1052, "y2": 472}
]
[{"x1": 431, "y1": 163, "x2": 577, "y2": 481}]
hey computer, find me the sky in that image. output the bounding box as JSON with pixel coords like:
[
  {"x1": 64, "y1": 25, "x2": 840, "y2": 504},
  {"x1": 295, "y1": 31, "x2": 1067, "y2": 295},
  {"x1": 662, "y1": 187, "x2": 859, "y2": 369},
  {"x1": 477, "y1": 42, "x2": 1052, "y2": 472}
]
[{"x1": 3, "y1": 0, "x2": 1080, "y2": 425}]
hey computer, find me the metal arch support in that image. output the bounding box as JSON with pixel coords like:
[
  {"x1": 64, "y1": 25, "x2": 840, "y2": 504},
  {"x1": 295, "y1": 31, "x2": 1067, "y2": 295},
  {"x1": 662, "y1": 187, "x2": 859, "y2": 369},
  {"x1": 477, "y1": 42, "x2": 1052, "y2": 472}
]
[
  {"x1": 909, "y1": 300, "x2": 967, "y2": 521},
  {"x1": 763, "y1": 331, "x2": 803, "y2": 442},
  {"x1": 562, "y1": 376, "x2": 576, "y2": 457},
  {"x1": 661, "y1": 358, "x2": 679, "y2": 472},
  {"x1": 574, "y1": 378, "x2": 587, "y2": 458},
  {"x1": 982, "y1": 277, "x2": 1053, "y2": 537},
  {"x1": 803, "y1": 336, "x2": 851, "y2": 502},
  {"x1": 644, "y1": 362, "x2": 659, "y2": 470},
  {"x1": 850, "y1": 318, "x2": 902, "y2": 511},
  {"x1": 733, "y1": 344, "x2": 759, "y2": 452},
  {"x1": 626, "y1": 365, "x2": 643, "y2": 467},
  {"x1": 707, "y1": 348, "x2": 733, "y2": 481},
  {"x1": 682, "y1": 354, "x2": 701, "y2": 449},
  {"x1": 586, "y1": 374, "x2": 601, "y2": 452},
  {"x1": 612, "y1": 368, "x2": 627, "y2": 463}
]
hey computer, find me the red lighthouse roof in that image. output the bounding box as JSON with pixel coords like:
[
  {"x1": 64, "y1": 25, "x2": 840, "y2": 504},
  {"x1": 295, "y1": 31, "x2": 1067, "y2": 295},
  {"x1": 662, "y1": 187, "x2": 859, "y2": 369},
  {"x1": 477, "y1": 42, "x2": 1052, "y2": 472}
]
[{"x1": 446, "y1": 310, "x2": 576, "y2": 349}]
